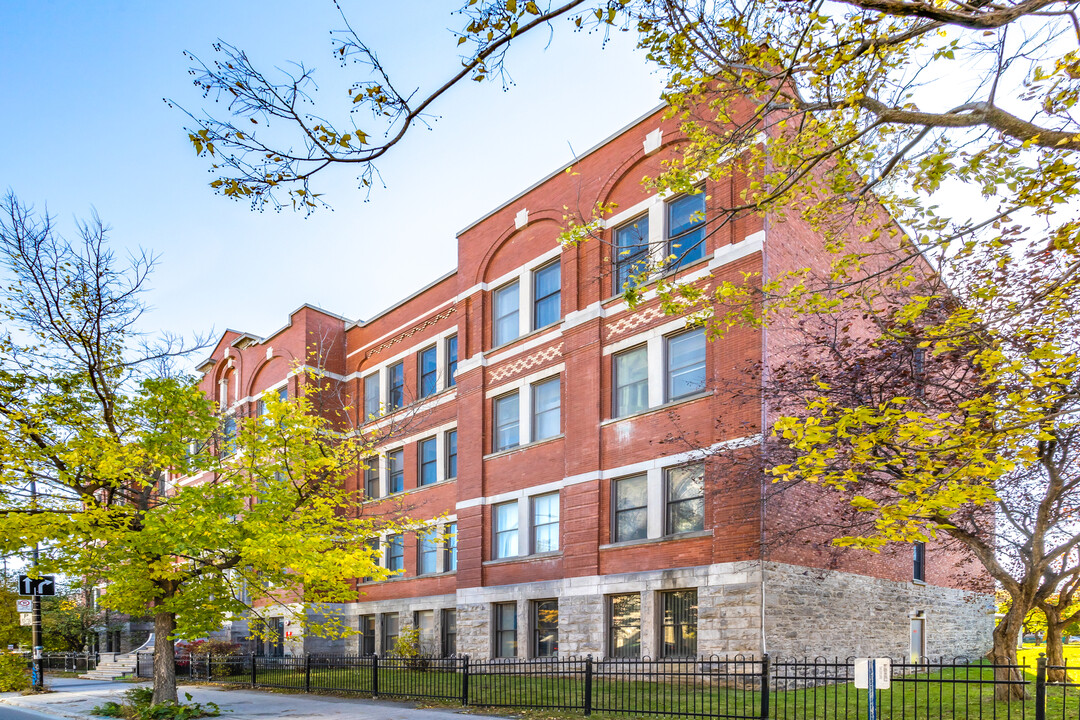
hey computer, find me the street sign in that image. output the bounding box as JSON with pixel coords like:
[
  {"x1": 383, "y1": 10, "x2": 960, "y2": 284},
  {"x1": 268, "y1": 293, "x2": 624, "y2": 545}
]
[
  {"x1": 19, "y1": 613, "x2": 32, "y2": 626},
  {"x1": 15, "y1": 598, "x2": 32, "y2": 612},
  {"x1": 17, "y1": 574, "x2": 55, "y2": 596}
]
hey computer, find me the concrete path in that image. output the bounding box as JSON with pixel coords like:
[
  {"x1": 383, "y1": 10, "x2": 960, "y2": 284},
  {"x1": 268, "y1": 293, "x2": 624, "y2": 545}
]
[{"x1": 0, "y1": 677, "x2": 510, "y2": 720}]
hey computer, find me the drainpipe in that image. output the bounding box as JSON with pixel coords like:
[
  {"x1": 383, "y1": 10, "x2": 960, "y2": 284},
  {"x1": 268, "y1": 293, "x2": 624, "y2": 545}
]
[{"x1": 759, "y1": 122, "x2": 772, "y2": 659}]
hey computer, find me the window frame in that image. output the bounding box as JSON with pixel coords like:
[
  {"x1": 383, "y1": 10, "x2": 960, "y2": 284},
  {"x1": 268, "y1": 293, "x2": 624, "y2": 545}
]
[
  {"x1": 382, "y1": 612, "x2": 400, "y2": 654},
  {"x1": 493, "y1": 501, "x2": 519, "y2": 560},
  {"x1": 387, "y1": 361, "x2": 405, "y2": 410},
  {"x1": 665, "y1": 189, "x2": 706, "y2": 267},
  {"x1": 442, "y1": 608, "x2": 457, "y2": 657},
  {"x1": 612, "y1": 474, "x2": 648, "y2": 543},
  {"x1": 531, "y1": 377, "x2": 561, "y2": 442},
  {"x1": 665, "y1": 463, "x2": 705, "y2": 535},
  {"x1": 665, "y1": 328, "x2": 707, "y2": 402},
  {"x1": 419, "y1": 345, "x2": 438, "y2": 399},
  {"x1": 444, "y1": 522, "x2": 458, "y2": 572},
  {"x1": 363, "y1": 373, "x2": 380, "y2": 420},
  {"x1": 494, "y1": 602, "x2": 518, "y2": 658},
  {"x1": 387, "y1": 448, "x2": 405, "y2": 494},
  {"x1": 913, "y1": 541, "x2": 926, "y2": 582},
  {"x1": 614, "y1": 214, "x2": 651, "y2": 292},
  {"x1": 359, "y1": 614, "x2": 376, "y2": 656},
  {"x1": 532, "y1": 599, "x2": 559, "y2": 658},
  {"x1": 418, "y1": 529, "x2": 438, "y2": 575},
  {"x1": 493, "y1": 280, "x2": 521, "y2": 347},
  {"x1": 418, "y1": 436, "x2": 438, "y2": 486},
  {"x1": 446, "y1": 430, "x2": 458, "y2": 480},
  {"x1": 659, "y1": 589, "x2": 698, "y2": 658},
  {"x1": 446, "y1": 335, "x2": 459, "y2": 388},
  {"x1": 414, "y1": 610, "x2": 435, "y2": 653},
  {"x1": 493, "y1": 392, "x2": 520, "y2": 452},
  {"x1": 532, "y1": 260, "x2": 561, "y2": 330},
  {"x1": 607, "y1": 593, "x2": 642, "y2": 658},
  {"x1": 364, "y1": 457, "x2": 380, "y2": 500},
  {"x1": 531, "y1": 492, "x2": 560, "y2": 554},
  {"x1": 613, "y1": 344, "x2": 649, "y2": 418},
  {"x1": 386, "y1": 533, "x2": 405, "y2": 573}
]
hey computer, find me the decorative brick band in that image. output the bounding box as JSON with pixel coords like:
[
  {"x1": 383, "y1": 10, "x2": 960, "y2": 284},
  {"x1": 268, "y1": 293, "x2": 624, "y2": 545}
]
[
  {"x1": 605, "y1": 305, "x2": 664, "y2": 340},
  {"x1": 366, "y1": 306, "x2": 457, "y2": 359},
  {"x1": 489, "y1": 344, "x2": 563, "y2": 383}
]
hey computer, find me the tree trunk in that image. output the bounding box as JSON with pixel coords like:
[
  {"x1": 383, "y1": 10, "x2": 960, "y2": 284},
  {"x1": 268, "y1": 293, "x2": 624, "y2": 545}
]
[
  {"x1": 990, "y1": 607, "x2": 1029, "y2": 701},
  {"x1": 1045, "y1": 620, "x2": 1067, "y2": 683},
  {"x1": 151, "y1": 610, "x2": 178, "y2": 705}
]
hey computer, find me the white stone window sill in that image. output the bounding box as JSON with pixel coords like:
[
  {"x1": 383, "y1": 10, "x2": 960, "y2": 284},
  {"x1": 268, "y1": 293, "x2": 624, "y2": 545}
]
[
  {"x1": 599, "y1": 529, "x2": 713, "y2": 550},
  {"x1": 484, "y1": 434, "x2": 565, "y2": 461},
  {"x1": 913, "y1": 578, "x2": 927, "y2": 586},
  {"x1": 483, "y1": 551, "x2": 563, "y2": 567},
  {"x1": 601, "y1": 392, "x2": 713, "y2": 427},
  {"x1": 363, "y1": 477, "x2": 457, "y2": 504}
]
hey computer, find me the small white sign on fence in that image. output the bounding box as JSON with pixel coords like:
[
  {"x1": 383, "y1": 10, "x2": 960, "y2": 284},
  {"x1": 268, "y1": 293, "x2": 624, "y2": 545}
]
[{"x1": 854, "y1": 658, "x2": 892, "y2": 690}]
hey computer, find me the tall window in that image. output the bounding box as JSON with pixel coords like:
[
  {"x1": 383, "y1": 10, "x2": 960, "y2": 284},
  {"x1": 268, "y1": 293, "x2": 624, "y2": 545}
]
[
  {"x1": 388, "y1": 361, "x2": 405, "y2": 410},
  {"x1": 446, "y1": 430, "x2": 458, "y2": 479},
  {"x1": 614, "y1": 346, "x2": 648, "y2": 417},
  {"x1": 419, "y1": 437, "x2": 437, "y2": 486},
  {"x1": 494, "y1": 602, "x2": 517, "y2": 658},
  {"x1": 667, "y1": 191, "x2": 706, "y2": 266},
  {"x1": 914, "y1": 541, "x2": 926, "y2": 582},
  {"x1": 362, "y1": 538, "x2": 380, "y2": 583},
  {"x1": 387, "y1": 449, "x2": 404, "y2": 494},
  {"x1": 615, "y1": 215, "x2": 650, "y2": 291},
  {"x1": 531, "y1": 377, "x2": 561, "y2": 441},
  {"x1": 444, "y1": 522, "x2": 458, "y2": 571},
  {"x1": 666, "y1": 328, "x2": 706, "y2": 401},
  {"x1": 493, "y1": 502, "x2": 518, "y2": 559},
  {"x1": 419, "y1": 346, "x2": 438, "y2": 398},
  {"x1": 364, "y1": 458, "x2": 380, "y2": 499},
  {"x1": 446, "y1": 335, "x2": 459, "y2": 387},
  {"x1": 359, "y1": 615, "x2": 376, "y2": 655},
  {"x1": 533, "y1": 261, "x2": 561, "y2": 329},
  {"x1": 533, "y1": 600, "x2": 559, "y2": 657},
  {"x1": 532, "y1": 493, "x2": 559, "y2": 554},
  {"x1": 415, "y1": 610, "x2": 435, "y2": 652},
  {"x1": 418, "y1": 529, "x2": 438, "y2": 575},
  {"x1": 442, "y1": 609, "x2": 457, "y2": 656},
  {"x1": 660, "y1": 589, "x2": 698, "y2": 658},
  {"x1": 609, "y1": 594, "x2": 641, "y2": 658},
  {"x1": 386, "y1": 534, "x2": 405, "y2": 573},
  {"x1": 666, "y1": 463, "x2": 705, "y2": 534},
  {"x1": 494, "y1": 393, "x2": 520, "y2": 452},
  {"x1": 220, "y1": 416, "x2": 236, "y2": 457},
  {"x1": 383, "y1": 613, "x2": 400, "y2": 654},
  {"x1": 494, "y1": 281, "x2": 520, "y2": 346},
  {"x1": 612, "y1": 475, "x2": 648, "y2": 543},
  {"x1": 363, "y1": 373, "x2": 380, "y2": 419}
]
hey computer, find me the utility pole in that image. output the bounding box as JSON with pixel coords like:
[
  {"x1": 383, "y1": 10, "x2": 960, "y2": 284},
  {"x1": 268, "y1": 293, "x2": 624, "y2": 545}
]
[{"x1": 30, "y1": 479, "x2": 43, "y2": 691}]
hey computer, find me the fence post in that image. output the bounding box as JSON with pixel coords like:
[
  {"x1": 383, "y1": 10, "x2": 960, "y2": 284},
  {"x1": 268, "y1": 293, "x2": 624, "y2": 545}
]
[
  {"x1": 135, "y1": 653, "x2": 140, "y2": 679},
  {"x1": 304, "y1": 653, "x2": 311, "y2": 693},
  {"x1": 761, "y1": 654, "x2": 771, "y2": 720},
  {"x1": 1036, "y1": 654, "x2": 1047, "y2": 720},
  {"x1": 584, "y1": 655, "x2": 593, "y2": 716},
  {"x1": 372, "y1": 654, "x2": 379, "y2": 698},
  {"x1": 250, "y1": 652, "x2": 257, "y2": 687},
  {"x1": 461, "y1": 656, "x2": 470, "y2": 706}
]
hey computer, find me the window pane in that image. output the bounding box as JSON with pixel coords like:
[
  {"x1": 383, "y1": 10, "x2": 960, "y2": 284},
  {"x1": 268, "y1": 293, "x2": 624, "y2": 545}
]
[
  {"x1": 532, "y1": 493, "x2": 559, "y2": 553},
  {"x1": 388, "y1": 449, "x2": 404, "y2": 494},
  {"x1": 494, "y1": 393, "x2": 520, "y2": 451},
  {"x1": 494, "y1": 502, "x2": 518, "y2": 559},
  {"x1": 667, "y1": 329, "x2": 706, "y2": 400},
  {"x1": 609, "y1": 594, "x2": 641, "y2": 658},
  {"x1": 446, "y1": 336, "x2": 458, "y2": 387},
  {"x1": 445, "y1": 522, "x2": 458, "y2": 571},
  {"x1": 415, "y1": 610, "x2": 435, "y2": 651},
  {"x1": 359, "y1": 615, "x2": 375, "y2": 655},
  {"x1": 387, "y1": 534, "x2": 404, "y2": 572},
  {"x1": 666, "y1": 464, "x2": 704, "y2": 534},
  {"x1": 420, "y1": 346, "x2": 438, "y2": 398},
  {"x1": 614, "y1": 347, "x2": 649, "y2": 417},
  {"x1": 615, "y1": 216, "x2": 650, "y2": 291},
  {"x1": 661, "y1": 590, "x2": 698, "y2": 657},
  {"x1": 442, "y1": 609, "x2": 457, "y2": 657},
  {"x1": 419, "y1": 530, "x2": 438, "y2": 574},
  {"x1": 667, "y1": 193, "x2": 706, "y2": 265},
  {"x1": 613, "y1": 475, "x2": 648, "y2": 543},
  {"x1": 446, "y1": 430, "x2": 458, "y2": 478},
  {"x1": 388, "y1": 362, "x2": 405, "y2": 409},
  {"x1": 532, "y1": 377, "x2": 561, "y2": 441},
  {"x1": 384, "y1": 612, "x2": 399, "y2": 653},
  {"x1": 533, "y1": 261, "x2": 561, "y2": 329},
  {"x1": 364, "y1": 458, "x2": 380, "y2": 499},
  {"x1": 494, "y1": 282, "x2": 520, "y2": 346},
  {"x1": 496, "y1": 603, "x2": 517, "y2": 658},
  {"x1": 364, "y1": 374, "x2": 380, "y2": 419},
  {"x1": 534, "y1": 600, "x2": 559, "y2": 657},
  {"x1": 419, "y1": 437, "x2": 437, "y2": 486}
]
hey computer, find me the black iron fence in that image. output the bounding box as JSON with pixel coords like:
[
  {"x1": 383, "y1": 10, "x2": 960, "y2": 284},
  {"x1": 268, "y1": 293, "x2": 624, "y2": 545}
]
[
  {"x1": 39, "y1": 652, "x2": 98, "y2": 672},
  {"x1": 130, "y1": 652, "x2": 1080, "y2": 720}
]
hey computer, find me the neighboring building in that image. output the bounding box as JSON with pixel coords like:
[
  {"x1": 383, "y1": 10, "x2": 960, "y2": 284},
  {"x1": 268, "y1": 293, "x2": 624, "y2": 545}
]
[{"x1": 188, "y1": 105, "x2": 994, "y2": 661}]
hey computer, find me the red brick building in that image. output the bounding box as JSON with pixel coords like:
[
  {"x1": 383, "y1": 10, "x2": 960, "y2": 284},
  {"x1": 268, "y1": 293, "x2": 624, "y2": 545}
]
[{"x1": 190, "y1": 105, "x2": 993, "y2": 661}]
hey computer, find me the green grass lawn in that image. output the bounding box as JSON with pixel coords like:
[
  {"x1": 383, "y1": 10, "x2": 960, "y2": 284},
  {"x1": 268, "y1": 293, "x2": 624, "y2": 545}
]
[{"x1": 188, "y1": 656, "x2": 1080, "y2": 720}]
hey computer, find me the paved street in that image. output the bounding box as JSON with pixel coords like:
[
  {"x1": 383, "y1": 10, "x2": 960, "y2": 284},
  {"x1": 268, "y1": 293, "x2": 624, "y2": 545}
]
[{"x1": 0, "y1": 677, "x2": 507, "y2": 720}]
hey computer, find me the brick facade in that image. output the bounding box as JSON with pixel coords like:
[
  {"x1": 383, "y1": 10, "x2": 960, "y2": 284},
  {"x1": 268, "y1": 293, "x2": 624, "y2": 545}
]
[{"x1": 192, "y1": 105, "x2": 993, "y2": 660}]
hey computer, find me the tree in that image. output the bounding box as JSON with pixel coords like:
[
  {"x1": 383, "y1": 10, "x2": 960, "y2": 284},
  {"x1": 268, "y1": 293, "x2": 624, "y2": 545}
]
[
  {"x1": 179, "y1": 0, "x2": 1080, "y2": 700},
  {"x1": 0, "y1": 194, "x2": 412, "y2": 703}
]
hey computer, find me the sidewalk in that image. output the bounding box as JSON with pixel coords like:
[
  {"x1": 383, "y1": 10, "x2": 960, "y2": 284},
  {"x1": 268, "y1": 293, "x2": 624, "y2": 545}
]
[{"x1": 0, "y1": 678, "x2": 510, "y2": 720}]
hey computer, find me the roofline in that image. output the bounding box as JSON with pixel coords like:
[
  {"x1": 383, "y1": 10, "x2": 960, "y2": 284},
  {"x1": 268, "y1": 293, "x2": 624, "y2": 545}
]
[
  {"x1": 347, "y1": 270, "x2": 458, "y2": 331},
  {"x1": 455, "y1": 101, "x2": 668, "y2": 237}
]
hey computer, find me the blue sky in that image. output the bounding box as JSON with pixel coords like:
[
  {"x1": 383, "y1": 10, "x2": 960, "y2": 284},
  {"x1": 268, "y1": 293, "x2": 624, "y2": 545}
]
[{"x1": 0, "y1": 2, "x2": 663, "y2": 352}]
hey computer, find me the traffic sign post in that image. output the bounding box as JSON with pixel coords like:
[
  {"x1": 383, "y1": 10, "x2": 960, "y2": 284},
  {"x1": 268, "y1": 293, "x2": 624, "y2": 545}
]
[{"x1": 17, "y1": 575, "x2": 55, "y2": 596}]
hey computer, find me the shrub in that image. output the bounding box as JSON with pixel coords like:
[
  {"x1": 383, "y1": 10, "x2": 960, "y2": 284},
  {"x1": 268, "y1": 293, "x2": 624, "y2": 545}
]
[
  {"x1": 91, "y1": 691, "x2": 220, "y2": 720},
  {"x1": 0, "y1": 652, "x2": 30, "y2": 692}
]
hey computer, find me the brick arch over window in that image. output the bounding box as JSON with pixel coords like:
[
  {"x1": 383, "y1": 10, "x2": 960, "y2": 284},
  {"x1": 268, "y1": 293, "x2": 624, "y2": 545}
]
[
  {"x1": 246, "y1": 355, "x2": 292, "y2": 398},
  {"x1": 472, "y1": 213, "x2": 564, "y2": 287},
  {"x1": 596, "y1": 136, "x2": 686, "y2": 210}
]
